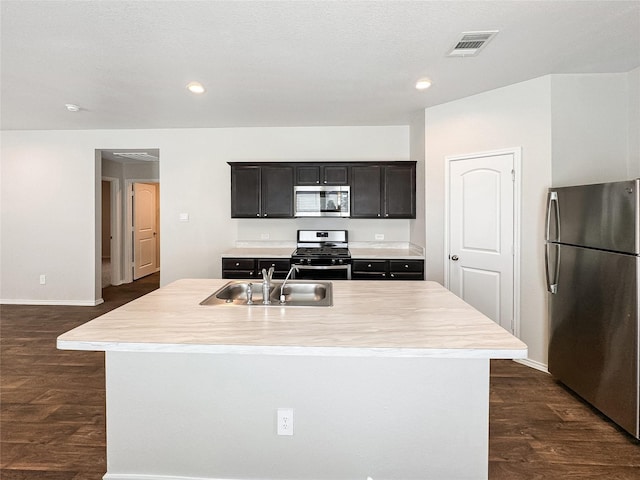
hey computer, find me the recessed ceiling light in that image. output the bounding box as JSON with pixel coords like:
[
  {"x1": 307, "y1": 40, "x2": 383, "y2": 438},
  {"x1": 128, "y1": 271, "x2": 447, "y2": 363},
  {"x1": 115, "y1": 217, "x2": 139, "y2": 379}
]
[
  {"x1": 65, "y1": 103, "x2": 80, "y2": 112},
  {"x1": 415, "y1": 78, "x2": 432, "y2": 90},
  {"x1": 186, "y1": 81, "x2": 205, "y2": 94}
]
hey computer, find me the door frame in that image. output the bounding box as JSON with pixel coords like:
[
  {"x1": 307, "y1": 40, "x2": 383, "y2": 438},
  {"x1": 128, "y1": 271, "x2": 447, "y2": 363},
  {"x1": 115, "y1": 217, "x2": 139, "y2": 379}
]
[
  {"x1": 443, "y1": 147, "x2": 522, "y2": 337},
  {"x1": 125, "y1": 179, "x2": 160, "y2": 284},
  {"x1": 102, "y1": 176, "x2": 123, "y2": 286}
]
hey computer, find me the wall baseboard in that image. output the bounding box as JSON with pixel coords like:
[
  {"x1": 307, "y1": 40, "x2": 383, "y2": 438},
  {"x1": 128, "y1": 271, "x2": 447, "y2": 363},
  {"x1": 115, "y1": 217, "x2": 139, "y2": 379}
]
[
  {"x1": 515, "y1": 357, "x2": 549, "y2": 373},
  {"x1": 104, "y1": 474, "x2": 239, "y2": 480},
  {"x1": 0, "y1": 298, "x2": 104, "y2": 306}
]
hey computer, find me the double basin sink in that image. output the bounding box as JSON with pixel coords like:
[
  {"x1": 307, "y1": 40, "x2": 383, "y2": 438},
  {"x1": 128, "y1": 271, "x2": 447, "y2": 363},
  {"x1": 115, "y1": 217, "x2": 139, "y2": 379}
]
[{"x1": 200, "y1": 280, "x2": 333, "y2": 307}]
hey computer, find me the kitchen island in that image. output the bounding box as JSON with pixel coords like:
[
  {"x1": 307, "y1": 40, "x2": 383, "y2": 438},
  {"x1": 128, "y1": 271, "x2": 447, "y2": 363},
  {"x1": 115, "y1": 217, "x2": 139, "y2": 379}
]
[{"x1": 58, "y1": 279, "x2": 526, "y2": 480}]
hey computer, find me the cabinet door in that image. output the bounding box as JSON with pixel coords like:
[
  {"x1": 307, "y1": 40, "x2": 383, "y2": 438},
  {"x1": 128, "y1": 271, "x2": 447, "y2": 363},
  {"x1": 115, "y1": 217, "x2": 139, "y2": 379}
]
[
  {"x1": 351, "y1": 259, "x2": 387, "y2": 279},
  {"x1": 258, "y1": 259, "x2": 292, "y2": 279},
  {"x1": 262, "y1": 166, "x2": 294, "y2": 218},
  {"x1": 322, "y1": 165, "x2": 349, "y2": 185},
  {"x1": 351, "y1": 165, "x2": 382, "y2": 218},
  {"x1": 222, "y1": 258, "x2": 257, "y2": 279},
  {"x1": 389, "y1": 260, "x2": 424, "y2": 280},
  {"x1": 231, "y1": 166, "x2": 261, "y2": 218},
  {"x1": 384, "y1": 164, "x2": 416, "y2": 218},
  {"x1": 296, "y1": 165, "x2": 321, "y2": 185}
]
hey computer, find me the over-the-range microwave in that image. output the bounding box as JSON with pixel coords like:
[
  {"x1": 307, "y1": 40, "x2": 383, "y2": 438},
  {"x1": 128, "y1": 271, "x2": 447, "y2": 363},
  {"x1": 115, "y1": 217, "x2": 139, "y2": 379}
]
[{"x1": 294, "y1": 185, "x2": 350, "y2": 217}]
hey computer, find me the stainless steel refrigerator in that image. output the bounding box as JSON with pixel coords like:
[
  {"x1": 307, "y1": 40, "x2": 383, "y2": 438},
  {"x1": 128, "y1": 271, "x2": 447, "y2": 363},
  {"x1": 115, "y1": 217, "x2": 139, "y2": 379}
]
[{"x1": 545, "y1": 179, "x2": 639, "y2": 439}]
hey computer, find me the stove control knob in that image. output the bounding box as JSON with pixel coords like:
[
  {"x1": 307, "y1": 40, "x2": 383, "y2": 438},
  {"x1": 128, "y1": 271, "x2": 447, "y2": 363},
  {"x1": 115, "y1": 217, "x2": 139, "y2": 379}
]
[{"x1": 331, "y1": 258, "x2": 336, "y2": 265}]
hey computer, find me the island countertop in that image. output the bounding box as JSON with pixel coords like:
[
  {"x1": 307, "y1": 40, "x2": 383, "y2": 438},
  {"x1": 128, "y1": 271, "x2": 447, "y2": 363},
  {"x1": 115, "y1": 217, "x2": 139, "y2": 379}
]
[{"x1": 57, "y1": 279, "x2": 527, "y2": 359}]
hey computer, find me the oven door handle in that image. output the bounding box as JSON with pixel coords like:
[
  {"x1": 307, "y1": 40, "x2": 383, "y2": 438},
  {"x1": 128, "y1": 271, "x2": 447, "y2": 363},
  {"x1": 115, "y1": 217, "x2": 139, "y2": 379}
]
[{"x1": 291, "y1": 263, "x2": 352, "y2": 279}]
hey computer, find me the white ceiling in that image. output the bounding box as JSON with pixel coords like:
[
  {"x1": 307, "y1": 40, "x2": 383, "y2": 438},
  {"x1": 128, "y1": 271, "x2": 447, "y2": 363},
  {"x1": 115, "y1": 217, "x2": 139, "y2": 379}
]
[{"x1": 2, "y1": 0, "x2": 639, "y2": 131}]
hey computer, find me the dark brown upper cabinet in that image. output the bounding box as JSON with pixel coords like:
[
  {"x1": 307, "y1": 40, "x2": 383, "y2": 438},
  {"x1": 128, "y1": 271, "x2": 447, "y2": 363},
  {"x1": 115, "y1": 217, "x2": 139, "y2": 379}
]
[
  {"x1": 351, "y1": 162, "x2": 416, "y2": 218},
  {"x1": 351, "y1": 165, "x2": 383, "y2": 218},
  {"x1": 230, "y1": 164, "x2": 294, "y2": 218},
  {"x1": 295, "y1": 164, "x2": 349, "y2": 185},
  {"x1": 230, "y1": 161, "x2": 414, "y2": 219}
]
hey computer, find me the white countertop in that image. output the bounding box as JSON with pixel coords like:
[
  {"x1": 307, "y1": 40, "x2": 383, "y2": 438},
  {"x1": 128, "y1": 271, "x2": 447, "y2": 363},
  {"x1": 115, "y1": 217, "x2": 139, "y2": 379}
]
[{"x1": 57, "y1": 279, "x2": 526, "y2": 359}]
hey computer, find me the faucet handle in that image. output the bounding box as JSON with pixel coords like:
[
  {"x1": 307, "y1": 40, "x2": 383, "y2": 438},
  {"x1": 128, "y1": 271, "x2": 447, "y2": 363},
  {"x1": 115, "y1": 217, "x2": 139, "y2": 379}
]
[
  {"x1": 261, "y1": 268, "x2": 268, "y2": 279},
  {"x1": 268, "y1": 266, "x2": 275, "y2": 278}
]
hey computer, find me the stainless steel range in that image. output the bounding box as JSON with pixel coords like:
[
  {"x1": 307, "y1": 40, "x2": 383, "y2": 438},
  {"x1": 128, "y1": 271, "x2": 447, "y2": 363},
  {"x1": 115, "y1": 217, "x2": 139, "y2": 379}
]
[{"x1": 291, "y1": 230, "x2": 351, "y2": 280}]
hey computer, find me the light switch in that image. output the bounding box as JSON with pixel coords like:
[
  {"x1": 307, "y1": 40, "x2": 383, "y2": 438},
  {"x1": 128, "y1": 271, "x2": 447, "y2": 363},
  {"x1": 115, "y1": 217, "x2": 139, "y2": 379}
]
[{"x1": 179, "y1": 213, "x2": 189, "y2": 222}]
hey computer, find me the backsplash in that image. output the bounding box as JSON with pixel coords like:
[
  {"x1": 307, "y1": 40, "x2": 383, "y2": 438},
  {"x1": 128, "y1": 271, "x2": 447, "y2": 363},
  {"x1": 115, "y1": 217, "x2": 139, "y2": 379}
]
[{"x1": 236, "y1": 217, "x2": 412, "y2": 243}]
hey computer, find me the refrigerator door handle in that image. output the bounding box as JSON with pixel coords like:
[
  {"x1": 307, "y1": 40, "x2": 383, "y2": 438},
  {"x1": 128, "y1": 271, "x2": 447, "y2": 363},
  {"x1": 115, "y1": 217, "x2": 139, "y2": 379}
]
[
  {"x1": 546, "y1": 191, "x2": 560, "y2": 241},
  {"x1": 545, "y1": 243, "x2": 560, "y2": 294}
]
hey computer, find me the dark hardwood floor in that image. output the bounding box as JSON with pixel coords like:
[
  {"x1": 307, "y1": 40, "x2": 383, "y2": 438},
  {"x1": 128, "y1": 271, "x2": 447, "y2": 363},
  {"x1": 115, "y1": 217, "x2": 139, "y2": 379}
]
[{"x1": 2, "y1": 273, "x2": 639, "y2": 479}]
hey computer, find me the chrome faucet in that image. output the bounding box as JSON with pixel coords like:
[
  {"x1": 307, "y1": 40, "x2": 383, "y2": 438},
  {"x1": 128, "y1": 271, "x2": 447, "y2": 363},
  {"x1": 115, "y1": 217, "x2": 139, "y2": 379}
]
[
  {"x1": 261, "y1": 266, "x2": 275, "y2": 304},
  {"x1": 246, "y1": 282, "x2": 254, "y2": 305},
  {"x1": 279, "y1": 265, "x2": 299, "y2": 304}
]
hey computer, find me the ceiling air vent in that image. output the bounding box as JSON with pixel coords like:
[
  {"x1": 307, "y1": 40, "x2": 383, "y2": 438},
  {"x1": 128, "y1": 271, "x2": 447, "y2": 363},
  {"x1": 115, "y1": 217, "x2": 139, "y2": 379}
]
[
  {"x1": 113, "y1": 152, "x2": 159, "y2": 162},
  {"x1": 448, "y1": 31, "x2": 498, "y2": 57}
]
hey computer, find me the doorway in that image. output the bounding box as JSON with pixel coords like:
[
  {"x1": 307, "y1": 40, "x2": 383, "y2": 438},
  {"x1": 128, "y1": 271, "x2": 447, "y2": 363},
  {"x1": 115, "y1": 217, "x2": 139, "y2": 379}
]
[
  {"x1": 97, "y1": 149, "x2": 159, "y2": 299},
  {"x1": 133, "y1": 182, "x2": 160, "y2": 280},
  {"x1": 444, "y1": 148, "x2": 521, "y2": 335}
]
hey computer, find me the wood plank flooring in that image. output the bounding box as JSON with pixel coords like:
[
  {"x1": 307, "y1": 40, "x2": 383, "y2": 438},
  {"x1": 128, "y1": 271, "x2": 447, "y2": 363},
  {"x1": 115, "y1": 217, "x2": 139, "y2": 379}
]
[{"x1": 2, "y1": 273, "x2": 639, "y2": 479}]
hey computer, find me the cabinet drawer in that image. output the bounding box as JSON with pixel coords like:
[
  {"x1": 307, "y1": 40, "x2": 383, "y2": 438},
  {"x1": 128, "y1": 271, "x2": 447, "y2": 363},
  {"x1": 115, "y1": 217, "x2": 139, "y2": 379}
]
[
  {"x1": 352, "y1": 260, "x2": 386, "y2": 272},
  {"x1": 222, "y1": 258, "x2": 256, "y2": 271},
  {"x1": 389, "y1": 260, "x2": 423, "y2": 273},
  {"x1": 222, "y1": 269, "x2": 257, "y2": 279},
  {"x1": 388, "y1": 272, "x2": 424, "y2": 280},
  {"x1": 258, "y1": 259, "x2": 290, "y2": 271},
  {"x1": 352, "y1": 271, "x2": 387, "y2": 280}
]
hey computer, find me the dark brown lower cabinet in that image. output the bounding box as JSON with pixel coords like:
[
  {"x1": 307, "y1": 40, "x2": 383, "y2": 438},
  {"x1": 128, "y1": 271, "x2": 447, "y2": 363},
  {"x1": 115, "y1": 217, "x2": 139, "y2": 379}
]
[
  {"x1": 352, "y1": 259, "x2": 424, "y2": 280},
  {"x1": 222, "y1": 258, "x2": 291, "y2": 279}
]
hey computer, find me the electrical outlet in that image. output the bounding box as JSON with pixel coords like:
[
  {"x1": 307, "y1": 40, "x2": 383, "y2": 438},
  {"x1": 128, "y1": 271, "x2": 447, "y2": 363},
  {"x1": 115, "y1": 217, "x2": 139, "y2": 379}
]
[
  {"x1": 39, "y1": 274, "x2": 46, "y2": 285},
  {"x1": 375, "y1": 233, "x2": 384, "y2": 241},
  {"x1": 260, "y1": 233, "x2": 270, "y2": 240},
  {"x1": 277, "y1": 408, "x2": 294, "y2": 436}
]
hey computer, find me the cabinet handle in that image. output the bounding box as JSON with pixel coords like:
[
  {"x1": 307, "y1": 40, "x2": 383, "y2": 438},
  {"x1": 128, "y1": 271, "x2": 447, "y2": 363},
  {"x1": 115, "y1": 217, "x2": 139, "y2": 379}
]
[
  {"x1": 367, "y1": 263, "x2": 372, "y2": 268},
  {"x1": 264, "y1": 213, "x2": 268, "y2": 217},
  {"x1": 249, "y1": 271, "x2": 254, "y2": 276},
  {"x1": 390, "y1": 273, "x2": 395, "y2": 278},
  {"x1": 256, "y1": 213, "x2": 260, "y2": 217},
  {"x1": 235, "y1": 262, "x2": 240, "y2": 267},
  {"x1": 377, "y1": 213, "x2": 380, "y2": 217},
  {"x1": 404, "y1": 264, "x2": 409, "y2": 268},
  {"x1": 316, "y1": 180, "x2": 320, "y2": 184},
  {"x1": 382, "y1": 273, "x2": 386, "y2": 277},
  {"x1": 385, "y1": 213, "x2": 389, "y2": 217}
]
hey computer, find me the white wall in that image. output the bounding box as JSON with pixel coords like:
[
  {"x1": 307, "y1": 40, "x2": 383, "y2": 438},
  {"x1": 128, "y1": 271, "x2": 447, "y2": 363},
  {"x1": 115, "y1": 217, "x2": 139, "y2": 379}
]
[
  {"x1": 409, "y1": 109, "x2": 426, "y2": 249},
  {"x1": 0, "y1": 126, "x2": 408, "y2": 304},
  {"x1": 550, "y1": 73, "x2": 630, "y2": 186},
  {"x1": 425, "y1": 76, "x2": 553, "y2": 366},
  {"x1": 628, "y1": 67, "x2": 640, "y2": 178}
]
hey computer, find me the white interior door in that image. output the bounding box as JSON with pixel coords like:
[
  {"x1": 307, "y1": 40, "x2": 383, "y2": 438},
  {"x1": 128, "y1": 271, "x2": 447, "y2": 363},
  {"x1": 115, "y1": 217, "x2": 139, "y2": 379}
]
[
  {"x1": 447, "y1": 152, "x2": 516, "y2": 333},
  {"x1": 133, "y1": 182, "x2": 158, "y2": 280}
]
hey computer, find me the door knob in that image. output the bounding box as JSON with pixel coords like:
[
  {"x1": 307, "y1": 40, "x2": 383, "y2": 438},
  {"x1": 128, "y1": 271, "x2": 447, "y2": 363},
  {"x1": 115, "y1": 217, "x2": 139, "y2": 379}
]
[{"x1": 451, "y1": 255, "x2": 459, "y2": 261}]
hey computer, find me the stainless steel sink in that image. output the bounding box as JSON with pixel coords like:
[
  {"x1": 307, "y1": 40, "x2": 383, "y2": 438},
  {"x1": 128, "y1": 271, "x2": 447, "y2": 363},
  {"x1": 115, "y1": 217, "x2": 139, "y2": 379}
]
[{"x1": 200, "y1": 280, "x2": 333, "y2": 307}]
